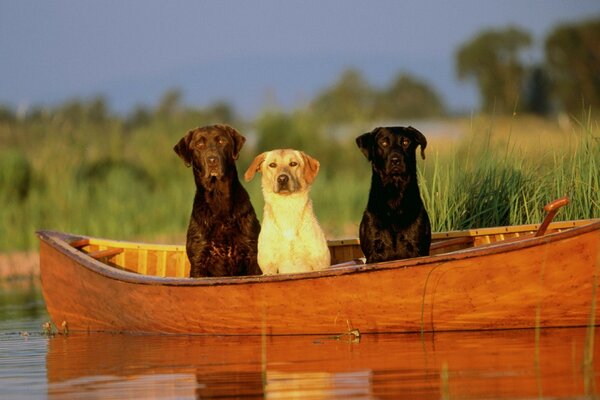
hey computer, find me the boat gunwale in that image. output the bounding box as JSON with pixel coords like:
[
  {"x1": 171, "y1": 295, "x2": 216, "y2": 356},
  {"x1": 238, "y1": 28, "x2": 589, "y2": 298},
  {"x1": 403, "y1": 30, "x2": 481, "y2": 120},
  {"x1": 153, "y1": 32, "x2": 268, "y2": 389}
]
[{"x1": 37, "y1": 219, "x2": 600, "y2": 287}]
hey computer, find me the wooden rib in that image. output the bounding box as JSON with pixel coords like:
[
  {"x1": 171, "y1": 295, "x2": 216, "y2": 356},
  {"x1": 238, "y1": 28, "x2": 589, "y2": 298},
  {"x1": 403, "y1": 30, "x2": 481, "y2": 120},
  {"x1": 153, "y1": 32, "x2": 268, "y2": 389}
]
[
  {"x1": 137, "y1": 249, "x2": 148, "y2": 275},
  {"x1": 176, "y1": 251, "x2": 186, "y2": 278},
  {"x1": 115, "y1": 249, "x2": 125, "y2": 267},
  {"x1": 157, "y1": 251, "x2": 167, "y2": 277},
  {"x1": 480, "y1": 232, "x2": 535, "y2": 247}
]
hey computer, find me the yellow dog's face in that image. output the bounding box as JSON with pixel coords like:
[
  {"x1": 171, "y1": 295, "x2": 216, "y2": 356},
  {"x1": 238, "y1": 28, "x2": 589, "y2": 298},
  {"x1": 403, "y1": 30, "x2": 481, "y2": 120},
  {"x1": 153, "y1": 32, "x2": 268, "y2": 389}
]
[{"x1": 244, "y1": 149, "x2": 320, "y2": 195}]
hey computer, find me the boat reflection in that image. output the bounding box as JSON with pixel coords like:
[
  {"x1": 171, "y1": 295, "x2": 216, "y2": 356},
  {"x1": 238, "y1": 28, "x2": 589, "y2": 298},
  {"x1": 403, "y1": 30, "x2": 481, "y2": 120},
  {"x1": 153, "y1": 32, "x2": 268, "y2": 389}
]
[{"x1": 47, "y1": 327, "x2": 599, "y2": 399}]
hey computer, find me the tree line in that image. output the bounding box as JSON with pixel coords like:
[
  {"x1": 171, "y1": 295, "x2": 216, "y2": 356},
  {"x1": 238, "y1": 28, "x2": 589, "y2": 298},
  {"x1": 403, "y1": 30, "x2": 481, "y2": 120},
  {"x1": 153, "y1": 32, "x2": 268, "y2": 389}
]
[
  {"x1": 457, "y1": 17, "x2": 600, "y2": 116},
  {"x1": 0, "y1": 17, "x2": 598, "y2": 127},
  {"x1": 1, "y1": 18, "x2": 599, "y2": 251}
]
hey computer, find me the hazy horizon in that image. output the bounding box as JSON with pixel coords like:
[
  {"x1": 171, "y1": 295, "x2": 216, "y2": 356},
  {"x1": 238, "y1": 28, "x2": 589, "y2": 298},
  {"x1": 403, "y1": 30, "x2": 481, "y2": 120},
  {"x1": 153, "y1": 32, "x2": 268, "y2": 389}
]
[{"x1": 2, "y1": 1, "x2": 599, "y2": 117}]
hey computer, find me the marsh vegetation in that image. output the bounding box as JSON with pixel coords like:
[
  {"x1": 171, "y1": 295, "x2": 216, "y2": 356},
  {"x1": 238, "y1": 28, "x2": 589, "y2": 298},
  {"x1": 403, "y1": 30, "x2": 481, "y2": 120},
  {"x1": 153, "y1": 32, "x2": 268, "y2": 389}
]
[{"x1": 0, "y1": 101, "x2": 598, "y2": 252}]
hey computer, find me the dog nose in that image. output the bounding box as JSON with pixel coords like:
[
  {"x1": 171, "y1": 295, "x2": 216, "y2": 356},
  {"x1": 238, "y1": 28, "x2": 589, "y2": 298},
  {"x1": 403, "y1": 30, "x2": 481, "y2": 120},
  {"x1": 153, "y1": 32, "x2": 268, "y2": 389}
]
[
  {"x1": 207, "y1": 155, "x2": 218, "y2": 165},
  {"x1": 277, "y1": 174, "x2": 289, "y2": 185},
  {"x1": 391, "y1": 155, "x2": 400, "y2": 165}
]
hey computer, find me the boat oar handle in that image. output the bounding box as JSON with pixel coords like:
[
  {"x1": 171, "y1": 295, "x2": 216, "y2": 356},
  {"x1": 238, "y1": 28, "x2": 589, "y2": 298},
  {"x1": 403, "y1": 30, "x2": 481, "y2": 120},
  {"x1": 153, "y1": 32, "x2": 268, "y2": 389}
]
[
  {"x1": 543, "y1": 196, "x2": 570, "y2": 213},
  {"x1": 535, "y1": 196, "x2": 569, "y2": 237}
]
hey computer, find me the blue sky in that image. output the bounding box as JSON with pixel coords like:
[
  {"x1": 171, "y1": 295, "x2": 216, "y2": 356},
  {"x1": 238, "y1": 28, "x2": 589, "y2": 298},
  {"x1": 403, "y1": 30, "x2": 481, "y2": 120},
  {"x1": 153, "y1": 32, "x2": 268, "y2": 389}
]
[{"x1": 2, "y1": 0, "x2": 599, "y2": 117}]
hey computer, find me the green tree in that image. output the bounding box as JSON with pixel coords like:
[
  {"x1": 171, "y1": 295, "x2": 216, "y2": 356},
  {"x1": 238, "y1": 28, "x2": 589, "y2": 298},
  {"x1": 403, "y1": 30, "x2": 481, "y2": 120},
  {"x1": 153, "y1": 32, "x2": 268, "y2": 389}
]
[
  {"x1": 157, "y1": 88, "x2": 183, "y2": 117},
  {"x1": 456, "y1": 26, "x2": 532, "y2": 114},
  {"x1": 205, "y1": 101, "x2": 235, "y2": 124},
  {"x1": 0, "y1": 105, "x2": 16, "y2": 124},
  {"x1": 310, "y1": 68, "x2": 375, "y2": 123},
  {"x1": 254, "y1": 111, "x2": 325, "y2": 157},
  {"x1": 545, "y1": 18, "x2": 600, "y2": 115},
  {"x1": 87, "y1": 96, "x2": 110, "y2": 125},
  {"x1": 125, "y1": 105, "x2": 153, "y2": 131},
  {"x1": 50, "y1": 96, "x2": 112, "y2": 127},
  {"x1": 375, "y1": 73, "x2": 446, "y2": 119}
]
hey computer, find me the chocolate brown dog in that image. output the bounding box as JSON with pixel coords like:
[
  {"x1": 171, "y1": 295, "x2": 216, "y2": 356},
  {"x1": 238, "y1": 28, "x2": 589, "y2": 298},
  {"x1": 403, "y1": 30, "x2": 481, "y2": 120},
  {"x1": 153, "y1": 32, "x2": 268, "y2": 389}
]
[
  {"x1": 174, "y1": 124, "x2": 261, "y2": 277},
  {"x1": 356, "y1": 126, "x2": 431, "y2": 263}
]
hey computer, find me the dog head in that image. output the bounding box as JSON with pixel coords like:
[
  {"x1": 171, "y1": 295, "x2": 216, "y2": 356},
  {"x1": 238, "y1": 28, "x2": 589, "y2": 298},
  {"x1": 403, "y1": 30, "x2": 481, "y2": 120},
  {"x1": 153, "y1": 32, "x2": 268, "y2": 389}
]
[
  {"x1": 174, "y1": 124, "x2": 246, "y2": 183},
  {"x1": 356, "y1": 126, "x2": 427, "y2": 185},
  {"x1": 244, "y1": 149, "x2": 320, "y2": 195}
]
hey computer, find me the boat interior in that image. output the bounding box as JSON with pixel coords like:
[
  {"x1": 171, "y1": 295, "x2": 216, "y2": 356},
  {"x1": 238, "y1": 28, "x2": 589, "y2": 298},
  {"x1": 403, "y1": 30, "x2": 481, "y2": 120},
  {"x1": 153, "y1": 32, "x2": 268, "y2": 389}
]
[{"x1": 65, "y1": 219, "x2": 593, "y2": 279}]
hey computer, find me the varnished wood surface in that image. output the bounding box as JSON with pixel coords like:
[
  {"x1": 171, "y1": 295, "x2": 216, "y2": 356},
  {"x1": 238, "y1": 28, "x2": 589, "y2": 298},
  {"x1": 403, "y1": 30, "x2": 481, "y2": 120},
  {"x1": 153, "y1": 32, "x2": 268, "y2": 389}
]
[{"x1": 38, "y1": 219, "x2": 600, "y2": 334}]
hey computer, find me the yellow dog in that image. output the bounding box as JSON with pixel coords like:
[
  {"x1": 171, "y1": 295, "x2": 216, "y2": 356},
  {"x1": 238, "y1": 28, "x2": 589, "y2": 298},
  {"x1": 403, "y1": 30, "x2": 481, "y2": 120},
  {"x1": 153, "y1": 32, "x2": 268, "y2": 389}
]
[{"x1": 244, "y1": 149, "x2": 330, "y2": 274}]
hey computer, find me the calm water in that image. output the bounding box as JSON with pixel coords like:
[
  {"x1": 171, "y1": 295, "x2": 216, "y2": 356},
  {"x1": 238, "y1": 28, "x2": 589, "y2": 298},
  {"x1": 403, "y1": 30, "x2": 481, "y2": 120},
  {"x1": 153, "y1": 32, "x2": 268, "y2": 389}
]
[{"x1": 1, "y1": 281, "x2": 600, "y2": 399}]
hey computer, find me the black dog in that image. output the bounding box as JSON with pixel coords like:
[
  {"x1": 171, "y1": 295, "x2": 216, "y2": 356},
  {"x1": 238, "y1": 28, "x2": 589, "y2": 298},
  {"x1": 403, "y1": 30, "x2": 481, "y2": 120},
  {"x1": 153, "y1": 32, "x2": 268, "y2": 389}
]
[
  {"x1": 174, "y1": 124, "x2": 261, "y2": 277},
  {"x1": 356, "y1": 126, "x2": 431, "y2": 263}
]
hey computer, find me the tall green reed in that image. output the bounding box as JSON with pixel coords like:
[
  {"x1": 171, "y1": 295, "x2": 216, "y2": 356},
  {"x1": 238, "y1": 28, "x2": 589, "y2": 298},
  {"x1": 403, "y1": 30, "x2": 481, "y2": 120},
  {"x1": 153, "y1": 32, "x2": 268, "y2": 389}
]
[
  {"x1": 0, "y1": 112, "x2": 598, "y2": 251},
  {"x1": 419, "y1": 112, "x2": 599, "y2": 232}
]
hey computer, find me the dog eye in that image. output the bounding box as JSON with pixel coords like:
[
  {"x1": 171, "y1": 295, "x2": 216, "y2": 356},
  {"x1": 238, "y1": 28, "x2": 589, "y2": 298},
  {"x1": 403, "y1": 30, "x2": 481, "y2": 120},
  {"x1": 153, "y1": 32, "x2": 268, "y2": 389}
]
[
  {"x1": 380, "y1": 139, "x2": 389, "y2": 147},
  {"x1": 217, "y1": 137, "x2": 226, "y2": 145},
  {"x1": 402, "y1": 138, "x2": 411, "y2": 147},
  {"x1": 289, "y1": 161, "x2": 298, "y2": 167},
  {"x1": 268, "y1": 162, "x2": 277, "y2": 168},
  {"x1": 196, "y1": 140, "x2": 205, "y2": 149}
]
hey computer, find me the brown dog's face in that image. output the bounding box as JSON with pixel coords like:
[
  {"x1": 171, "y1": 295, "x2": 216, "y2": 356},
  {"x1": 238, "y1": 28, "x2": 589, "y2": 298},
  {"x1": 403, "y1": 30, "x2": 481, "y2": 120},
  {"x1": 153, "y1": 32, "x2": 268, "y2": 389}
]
[
  {"x1": 356, "y1": 126, "x2": 427, "y2": 185},
  {"x1": 174, "y1": 124, "x2": 246, "y2": 182},
  {"x1": 244, "y1": 149, "x2": 320, "y2": 195}
]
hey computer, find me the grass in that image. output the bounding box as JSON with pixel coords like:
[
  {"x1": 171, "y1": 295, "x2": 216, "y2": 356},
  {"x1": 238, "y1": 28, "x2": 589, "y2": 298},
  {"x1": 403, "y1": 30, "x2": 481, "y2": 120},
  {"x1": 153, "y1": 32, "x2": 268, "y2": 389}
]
[
  {"x1": 419, "y1": 113, "x2": 599, "y2": 232},
  {"x1": 0, "y1": 111, "x2": 598, "y2": 251}
]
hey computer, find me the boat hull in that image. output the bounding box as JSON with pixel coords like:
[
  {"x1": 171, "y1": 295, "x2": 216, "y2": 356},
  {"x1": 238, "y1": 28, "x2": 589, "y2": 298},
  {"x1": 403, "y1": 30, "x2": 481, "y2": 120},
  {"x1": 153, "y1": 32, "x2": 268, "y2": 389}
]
[{"x1": 39, "y1": 221, "x2": 600, "y2": 335}]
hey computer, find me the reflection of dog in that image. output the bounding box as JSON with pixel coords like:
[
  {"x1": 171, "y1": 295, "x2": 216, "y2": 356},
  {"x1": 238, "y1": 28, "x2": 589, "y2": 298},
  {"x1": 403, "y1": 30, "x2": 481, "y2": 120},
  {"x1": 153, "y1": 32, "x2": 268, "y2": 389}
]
[
  {"x1": 244, "y1": 149, "x2": 330, "y2": 274},
  {"x1": 174, "y1": 124, "x2": 261, "y2": 277},
  {"x1": 356, "y1": 126, "x2": 431, "y2": 263}
]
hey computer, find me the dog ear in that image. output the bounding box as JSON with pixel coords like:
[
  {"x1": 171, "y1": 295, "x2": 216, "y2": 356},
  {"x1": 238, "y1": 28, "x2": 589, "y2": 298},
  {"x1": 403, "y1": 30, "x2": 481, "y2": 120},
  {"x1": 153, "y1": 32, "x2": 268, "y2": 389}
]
[
  {"x1": 244, "y1": 152, "x2": 266, "y2": 182},
  {"x1": 174, "y1": 130, "x2": 195, "y2": 167},
  {"x1": 407, "y1": 126, "x2": 427, "y2": 160},
  {"x1": 221, "y1": 124, "x2": 246, "y2": 160},
  {"x1": 300, "y1": 151, "x2": 320, "y2": 185},
  {"x1": 355, "y1": 131, "x2": 374, "y2": 160}
]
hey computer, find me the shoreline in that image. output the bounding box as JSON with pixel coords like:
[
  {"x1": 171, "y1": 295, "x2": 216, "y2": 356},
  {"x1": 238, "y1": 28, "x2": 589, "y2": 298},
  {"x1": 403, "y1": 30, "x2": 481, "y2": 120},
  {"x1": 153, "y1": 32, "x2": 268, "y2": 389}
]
[{"x1": 0, "y1": 252, "x2": 39, "y2": 280}]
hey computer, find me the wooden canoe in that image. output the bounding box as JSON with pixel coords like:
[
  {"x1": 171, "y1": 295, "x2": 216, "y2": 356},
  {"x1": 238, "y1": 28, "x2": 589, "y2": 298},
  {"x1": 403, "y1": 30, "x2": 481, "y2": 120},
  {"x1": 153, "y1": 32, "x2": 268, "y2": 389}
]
[{"x1": 38, "y1": 218, "x2": 600, "y2": 335}]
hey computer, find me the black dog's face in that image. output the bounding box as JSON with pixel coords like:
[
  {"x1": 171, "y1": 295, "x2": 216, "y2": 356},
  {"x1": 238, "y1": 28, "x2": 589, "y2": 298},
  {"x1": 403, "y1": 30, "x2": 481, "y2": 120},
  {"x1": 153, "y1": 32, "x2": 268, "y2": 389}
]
[
  {"x1": 356, "y1": 126, "x2": 427, "y2": 185},
  {"x1": 174, "y1": 124, "x2": 246, "y2": 183}
]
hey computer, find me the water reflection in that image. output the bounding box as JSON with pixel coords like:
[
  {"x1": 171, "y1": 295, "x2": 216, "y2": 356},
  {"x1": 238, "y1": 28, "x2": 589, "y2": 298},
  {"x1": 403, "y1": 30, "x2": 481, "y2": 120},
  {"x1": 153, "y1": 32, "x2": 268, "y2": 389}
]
[
  {"x1": 46, "y1": 328, "x2": 600, "y2": 399},
  {"x1": 0, "y1": 278, "x2": 45, "y2": 321}
]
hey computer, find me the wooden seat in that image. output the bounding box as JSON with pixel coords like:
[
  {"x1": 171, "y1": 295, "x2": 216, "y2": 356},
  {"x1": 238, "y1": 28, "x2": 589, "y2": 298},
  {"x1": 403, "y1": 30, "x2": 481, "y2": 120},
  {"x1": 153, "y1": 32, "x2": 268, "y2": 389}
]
[
  {"x1": 70, "y1": 239, "x2": 90, "y2": 249},
  {"x1": 69, "y1": 238, "x2": 123, "y2": 260},
  {"x1": 87, "y1": 248, "x2": 124, "y2": 260},
  {"x1": 329, "y1": 258, "x2": 366, "y2": 269}
]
